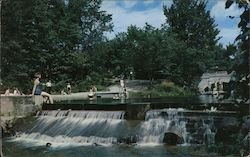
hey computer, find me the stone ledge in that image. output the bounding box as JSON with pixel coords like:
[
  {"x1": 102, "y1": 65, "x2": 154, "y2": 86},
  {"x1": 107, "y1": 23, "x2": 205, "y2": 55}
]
[{"x1": 1, "y1": 95, "x2": 43, "y2": 117}]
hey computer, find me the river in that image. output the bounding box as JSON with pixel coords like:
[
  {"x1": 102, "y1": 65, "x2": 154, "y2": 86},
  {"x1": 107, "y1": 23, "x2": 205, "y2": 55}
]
[
  {"x1": 3, "y1": 96, "x2": 246, "y2": 157},
  {"x1": 3, "y1": 107, "x2": 222, "y2": 157}
]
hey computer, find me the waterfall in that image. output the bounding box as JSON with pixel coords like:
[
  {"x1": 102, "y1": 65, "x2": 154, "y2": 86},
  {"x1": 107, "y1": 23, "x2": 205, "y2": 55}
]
[
  {"x1": 10, "y1": 108, "x2": 218, "y2": 147},
  {"x1": 12, "y1": 110, "x2": 126, "y2": 147},
  {"x1": 36, "y1": 110, "x2": 125, "y2": 119},
  {"x1": 138, "y1": 108, "x2": 188, "y2": 145}
]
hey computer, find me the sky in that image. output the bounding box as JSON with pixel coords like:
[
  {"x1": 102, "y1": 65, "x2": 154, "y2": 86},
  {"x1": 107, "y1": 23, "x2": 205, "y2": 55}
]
[{"x1": 101, "y1": 0, "x2": 244, "y2": 47}]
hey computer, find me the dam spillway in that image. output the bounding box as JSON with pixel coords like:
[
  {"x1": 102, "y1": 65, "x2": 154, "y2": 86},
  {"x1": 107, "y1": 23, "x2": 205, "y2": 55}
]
[
  {"x1": 8, "y1": 106, "x2": 240, "y2": 147},
  {"x1": 3, "y1": 96, "x2": 249, "y2": 157}
]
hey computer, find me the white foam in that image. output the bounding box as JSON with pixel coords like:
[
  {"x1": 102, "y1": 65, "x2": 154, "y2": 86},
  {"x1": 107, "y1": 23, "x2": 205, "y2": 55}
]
[
  {"x1": 139, "y1": 108, "x2": 188, "y2": 144},
  {"x1": 37, "y1": 110, "x2": 125, "y2": 120},
  {"x1": 11, "y1": 132, "x2": 116, "y2": 148},
  {"x1": 136, "y1": 142, "x2": 162, "y2": 147}
]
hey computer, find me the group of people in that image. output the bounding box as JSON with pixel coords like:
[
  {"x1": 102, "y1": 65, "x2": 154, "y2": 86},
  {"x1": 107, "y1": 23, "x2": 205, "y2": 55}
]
[
  {"x1": 4, "y1": 87, "x2": 22, "y2": 96},
  {"x1": 203, "y1": 80, "x2": 224, "y2": 97},
  {"x1": 32, "y1": 72, "x2": 75, "y2": 104},
  {"x1": 32, "y1": 72, "x2": 100, "y2": 103},
  {"x1": 32, "y1": 72, "x2": 54, "y2": 104},
  {"x1": 4, "y1": 72, "x2": 129, "y2": 104}
]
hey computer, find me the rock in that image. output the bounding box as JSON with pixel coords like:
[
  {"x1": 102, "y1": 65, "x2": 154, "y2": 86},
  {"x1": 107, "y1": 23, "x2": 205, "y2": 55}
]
[
  {"x1": 117, "y1": 136, "x2": 138, "y2": 145},
  {"x1": 216, "y1": 117, "x2": 240, "y2": 144},
  {"x1": 1, "y1": 118, "x2": 16, "y2": 137},
  {"x1": 163, "y1": 132, "x2": 183, "y2": 145}
]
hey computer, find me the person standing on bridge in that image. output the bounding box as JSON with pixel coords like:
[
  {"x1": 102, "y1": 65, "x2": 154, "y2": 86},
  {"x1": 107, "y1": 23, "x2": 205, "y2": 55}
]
[{"x1": 32, "y1": 72, "x2": 53, "y2": 104}]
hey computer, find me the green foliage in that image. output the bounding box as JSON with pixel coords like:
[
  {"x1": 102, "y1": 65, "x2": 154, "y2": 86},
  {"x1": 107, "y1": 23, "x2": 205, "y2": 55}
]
[
  {"x1": 72, "y1": 72, "x2": 113, "y2": 92},
  {"x1": 1, "y1": 0, "x2": 112, "y2": 93},
  {"x1": 86, "y1": 0, "x2": 228, "y2": 87},
  {"x1": 130, "y1": 81, "x2": 196, "y2": 98},
  {"x1": 95, "y1": 21, "x2": 228, "y2": 86},
  {"x1": 1, "y1": 0, "x2": 233, "y2": 94},
  {"x1": 225, "y1": 0, "x2": 249, "y2": 100},
  {"x1": 164, "y1": 0, "x2": 220, "y2": 49},
  {"x1": 162, "y1": 0, "x2": 230, "y2": 85}
]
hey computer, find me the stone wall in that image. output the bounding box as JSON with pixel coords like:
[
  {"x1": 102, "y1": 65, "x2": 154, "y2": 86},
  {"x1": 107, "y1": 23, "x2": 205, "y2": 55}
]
[
  {"x1": 1, "y1": 95, "x2": 43, "y2": 133},
  {"x1": 1, "y1": 96, "x2": 43, "y2": 117}
]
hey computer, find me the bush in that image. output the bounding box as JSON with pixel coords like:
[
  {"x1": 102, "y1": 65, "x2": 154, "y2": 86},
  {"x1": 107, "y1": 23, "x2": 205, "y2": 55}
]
[
  {"x1": 129, "y1": 81, "x2": 196, "y2": 98},
  {"x1": 71, "y1": 72, "x2": 113, "y2": 93},
  {"x1": 52, "y1": 80, "x2": 67, "y2": 93}
]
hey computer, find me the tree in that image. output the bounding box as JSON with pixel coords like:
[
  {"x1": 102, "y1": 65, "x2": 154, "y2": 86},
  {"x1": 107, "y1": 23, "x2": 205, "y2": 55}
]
[
  {"x1": 2, "y1": 0, "x2": 51, "y2": 91},
  {"x1": 1, "y1": 0, "x2": 113, "y2": 92},
  {"x1": 97, "y1": 24, "x2": 174, "y2": 80},
  {"x1": 164, "y1": 0, "x2": 220, "y2": 50},
  {"x1": 225, "y1": 0, "x2": 249, "y2": 100},
  {"x1": 67, "y1": 0, "x2": 113, "y2": 50},
  {"x1": 163, "y1": 0, "x2": 228, "y2": 86}
]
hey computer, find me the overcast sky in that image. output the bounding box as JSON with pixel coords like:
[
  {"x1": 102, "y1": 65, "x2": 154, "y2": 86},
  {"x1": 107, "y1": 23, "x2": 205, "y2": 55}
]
[{"x1": 101, "y1": 0, "x2": 244, "y2": 46}]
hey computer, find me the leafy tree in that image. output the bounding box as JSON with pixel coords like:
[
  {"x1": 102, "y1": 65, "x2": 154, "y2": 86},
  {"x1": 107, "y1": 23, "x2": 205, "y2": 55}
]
[
  {"x1": 67, "y1": 0, "x2": 113, "y2": 50},
  {"x1": 96, "y1": 24, "x2": 172, "y2": 80},
  {"x1": 163, "y1": 0, "x2": 220, "y2": 49},
  {"x1": 163, "y1": 0, "x2": 229, "y2": 85},
  {"x1": 2, "y1": 0, "x2": 50, "y2": 91},
  {"x1": 225, "y1": 0, "x2": 249, "y2": 100},
  {"x1": 1, "y1": 0, "x2": 113, "y2": 93},
  {"x1": 93, "y1": 23, "x2": 208, "y2": 85}
]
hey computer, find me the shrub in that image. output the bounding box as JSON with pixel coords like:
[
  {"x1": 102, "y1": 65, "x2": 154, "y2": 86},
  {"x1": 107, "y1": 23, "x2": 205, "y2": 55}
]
[{"x1": 129, "y1": 81, "x2": 196, "y2": 98}]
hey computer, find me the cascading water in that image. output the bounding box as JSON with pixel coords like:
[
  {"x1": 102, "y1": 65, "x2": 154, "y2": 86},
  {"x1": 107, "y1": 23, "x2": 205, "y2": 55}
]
[
  {"x1": 138, "y1": 108, "x2": 188, "y2": 145},
  {"x1": 9, "y1": 108, "x2": 218, "y2": 148},
  {"x1": 12, "y1": 110, "x2": 126, "y2": 147}
]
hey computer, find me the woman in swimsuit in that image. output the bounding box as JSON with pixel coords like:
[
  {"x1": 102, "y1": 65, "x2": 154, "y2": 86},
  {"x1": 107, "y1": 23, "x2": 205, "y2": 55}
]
[{"x1": 32, "y1": 72, "x2": 53, "y2": 104}]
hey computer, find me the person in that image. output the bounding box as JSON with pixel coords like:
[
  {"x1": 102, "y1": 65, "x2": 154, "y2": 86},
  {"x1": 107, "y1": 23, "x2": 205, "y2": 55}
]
[
  {"x1": 88, "y1": 88, "x2": 94, "y2": 100},
  {"x1": 129, "y1": 70, "x2": 133, "y2": 80},
  {"x1": 13, "y1": 87, "x2": 21, "y2": 95},
  {"x1": 91, "y1": 85, "x2": 97, "y2": 96},
  {"x1": 46, "y1": 142, "x2": 52, "y2": 147},
  {"x1": 113, "y1": 94, "x2": 120, "y2": 100},
  {"x1": 32, "y1": 72, "x2": 53, "y2": 104},
  {"x1": 4, "y1": 88, "x2": 10, "y2": 96},
  {"x1": 13, "y1": 88, "x2": 17, "y2": 95},
  {"x1": 46, "y1": 80, "x2": 52, "y2": 94},
  {"x1": 67, "y1": 83, "x2": 71, "y2": 95},
  {"x1": 120, "y1": 79, "x2": 125, "y2": 88},
  {"x1": 61, "y1": 90, "x2": 67, "y2": 95}
]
